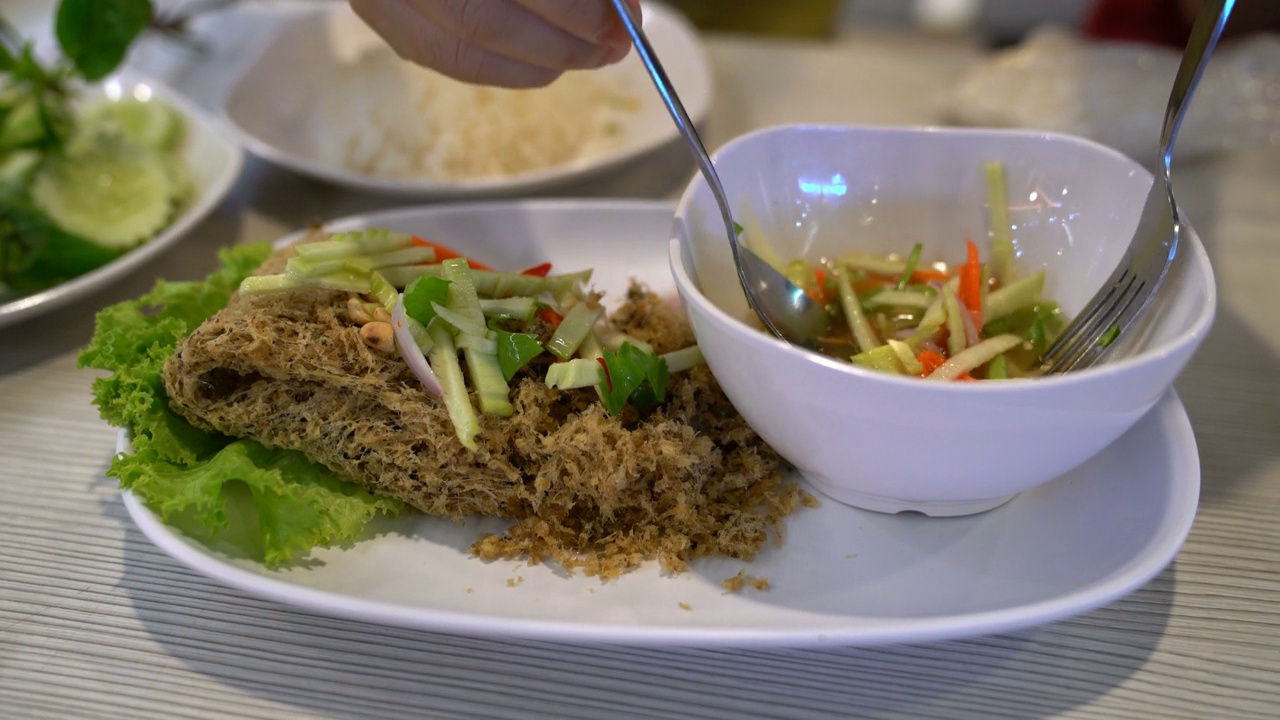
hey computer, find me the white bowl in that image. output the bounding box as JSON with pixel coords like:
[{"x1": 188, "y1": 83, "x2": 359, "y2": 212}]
[{"x1": 670, "y1": 124, "x2": 1215, "y2": 516}]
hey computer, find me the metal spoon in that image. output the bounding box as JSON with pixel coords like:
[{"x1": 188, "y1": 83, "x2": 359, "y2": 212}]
[{"x1": 608, "y1": 0, "x2": 829, "y2": 347}]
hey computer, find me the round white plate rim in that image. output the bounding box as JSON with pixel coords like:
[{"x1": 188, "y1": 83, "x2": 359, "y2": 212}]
[
  {"x1": 117, "y1": 200, "x2": 1201, "y2": 648},
  {"x1": 0, "y1": 71, "x2": 244, "y2": 329},
  {"x1": 220, "y1": 2, "x2": 711, "y2": 198}
]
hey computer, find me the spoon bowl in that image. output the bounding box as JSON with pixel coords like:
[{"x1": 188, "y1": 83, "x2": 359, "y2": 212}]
[{"x1": 610, "y1": 0, "x2": 829, "y2": 346}]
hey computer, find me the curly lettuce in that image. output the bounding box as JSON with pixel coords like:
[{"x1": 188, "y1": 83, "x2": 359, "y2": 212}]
[{"x1": 79, "y1": 242, "x2": 406, "y2": 566}]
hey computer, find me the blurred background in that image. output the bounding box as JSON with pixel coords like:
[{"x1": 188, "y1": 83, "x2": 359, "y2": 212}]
[
  {"x1": 6, "y1": 0, "x2": 1087, "y2": 47},
  {"x1": 668, "y1": 0, "x2": 1085, "y2": 43}
]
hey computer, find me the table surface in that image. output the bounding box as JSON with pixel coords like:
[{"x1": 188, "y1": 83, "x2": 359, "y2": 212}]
[{"x1": 3, "y1": 6, "x2": 1279, "y2": 719}]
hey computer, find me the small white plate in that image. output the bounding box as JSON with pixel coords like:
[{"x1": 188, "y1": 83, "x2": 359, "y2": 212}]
[
  {"x1": 0, "y1": 72, "x2": 243, "y2": 329},
  {"x1": 222, "y1": 2, "x2": 712, "y2": 198},
  {"x1": 120, "y1": 200, "x2": 1200, "y2": 648}
]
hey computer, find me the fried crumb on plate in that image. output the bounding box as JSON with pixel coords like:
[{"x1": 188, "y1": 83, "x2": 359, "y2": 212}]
[{"x1": 722, "y1": 569, "x2": 770, "y2": 593}]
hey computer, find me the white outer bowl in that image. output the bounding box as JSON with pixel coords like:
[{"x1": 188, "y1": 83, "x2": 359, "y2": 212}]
[{"x1": 671, "y1": 124, "x2": 1216, "y2": 516}]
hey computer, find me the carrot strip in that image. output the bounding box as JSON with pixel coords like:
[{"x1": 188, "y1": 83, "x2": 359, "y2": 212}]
[
  {"x1": 520, "y1": 262, "x2": 553, "y2": 277},
  {"x1": 910, "y1": 268, "x2": 951, "y2": 283},
  {"x1": 808, "y1": 267, "x2": 829, "y2": 305},
  {"x1": 411, "y1": 236, "x2": 493, "y2": 270},
  {"x1": 917, "y1": 349, "x2": 977, "y2": 381},
  {"x1": 537, "y1": 307, "x2": 564, "y2": 329},
  {"x1": 958, "y1": 238, "x2": 984, "y2": 330},
  {"x1": 916, "y1": 349, "x2": 947, "y2": 377}
]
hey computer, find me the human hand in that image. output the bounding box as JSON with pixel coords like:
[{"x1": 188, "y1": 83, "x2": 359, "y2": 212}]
[{"x1": 349, "y1": 0, "x2": 643, "y2": 88}]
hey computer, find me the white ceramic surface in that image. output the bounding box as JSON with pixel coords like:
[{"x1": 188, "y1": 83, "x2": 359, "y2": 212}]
[
  {"x1": 0, "y1": 72, "x2": 243, "y2": 329},
  {"x1": 672, "y1": 124, "x2": 1216, "y2": 516},
  {"x1": 119, "y1": 200, "x2": 1200, "y2": 648},
  {"x1": 221, "y1": 2, "x2": 711, "y2": 198}
]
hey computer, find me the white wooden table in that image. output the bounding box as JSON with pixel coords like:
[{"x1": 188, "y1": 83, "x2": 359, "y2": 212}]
[{"x1": 3, "y1": 7, "x2": 1278, "y2": 718}]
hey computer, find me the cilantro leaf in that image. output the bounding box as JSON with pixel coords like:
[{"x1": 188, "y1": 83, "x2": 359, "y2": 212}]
[
  {"x1": 403, "y1": 274, "x2": 451, "y2": 326},
  {"x1": 495, "y1": 330, "x2": 543, "y2": 381},
  {"x1": 599, "y1": 342, "x2": 669, "y2": 416}
]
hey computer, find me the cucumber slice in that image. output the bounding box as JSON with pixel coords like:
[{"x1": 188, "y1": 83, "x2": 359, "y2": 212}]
[
  {"x1": 30, "y1": 133, "x2": 174, "y2": 249},
  {"x1": 81, "y1": 97, "x2": 182, "y2": 151},
  {"x1": 0, "y1": 150, "x2": 41, "y2": 191},
  {"x1": 161, "y1": 152, "x2": 194, "y2": 208}
]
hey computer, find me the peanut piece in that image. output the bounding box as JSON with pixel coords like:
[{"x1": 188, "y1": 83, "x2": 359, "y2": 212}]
[
  {"x1": 360, "y1": 321, "x2": 395, "y2": 353},
  {"x1": 347, "y1": 296, "x2": 374, "y2": 325}
]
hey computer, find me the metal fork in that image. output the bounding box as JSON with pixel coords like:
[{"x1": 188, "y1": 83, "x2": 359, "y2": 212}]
[{"x1": 1039, "y1": 0, "x2": 1234, "y2": 374}]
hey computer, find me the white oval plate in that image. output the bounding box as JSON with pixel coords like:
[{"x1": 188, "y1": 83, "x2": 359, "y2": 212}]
[
  {"x1": 0, "y1": 71, "x2": 244, "y2": 329},
  {"x1": 121, "y1": 200, "x2": 1200, "y2": 648},
  {"x1": 221, "y1": 2, "x2": 711, "y2": 198}
]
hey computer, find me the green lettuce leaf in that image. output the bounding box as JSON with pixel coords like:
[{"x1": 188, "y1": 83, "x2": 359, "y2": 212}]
[
  {"x1": 112, "y1": 440, "x2": 404, "y2": 566},
  {"x1": 79, "y1": 242, "x2": 407, "y2": 566}
]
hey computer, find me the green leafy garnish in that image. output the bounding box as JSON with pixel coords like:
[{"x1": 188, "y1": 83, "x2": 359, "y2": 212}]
[
  {"x1": 0, "y1": 195, "x2": 118, "y2": 290},
  {"x1": 79, "y1": 242, "x2": 407, "y2": 566},
  {"x1": 55, "y1": 0, "x2": 153, "y2": 82},
  {"x1": 599, "y1": 342, "x2": 670, "y2": 416},
  {"x1": 402, "y1": 274, "x2": 450, "y2": 326},
  {"x1": 0, "y1": 1, "x2": 185, "y2": 300},
  {"x1": 495, "y1": 330, "x2": 543, "y2": 382}
]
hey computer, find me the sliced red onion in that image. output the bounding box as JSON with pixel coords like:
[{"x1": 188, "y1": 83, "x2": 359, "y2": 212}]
[
  {"x1": 960, "y1": 304, "x2": 981, "y2": 346},
  {"x1": 392, "y1": 294, "x2": 443, "y2": 397}
]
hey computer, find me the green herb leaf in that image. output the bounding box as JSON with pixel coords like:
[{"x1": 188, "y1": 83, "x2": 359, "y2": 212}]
[
  {"x1": 56, "y1": 0, "x2": 153, "y2": 81},
  {"x1": 402, "y1": 274, "x2": 451, "y2": 326},
  {"x1": 599, "y1": 342, "x2": 669, "y2": 416},
  {"x1": 1098, "y1": 324, "x2": 1121, "y2": 348},
  {"x1": 494, "y1": 330, "x2": 543, "y2": 381},
  {"x1": 0, "y1": 195, "x2": 119, "y2": 292}
]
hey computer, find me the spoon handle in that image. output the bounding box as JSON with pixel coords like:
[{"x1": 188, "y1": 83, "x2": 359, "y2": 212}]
[
  {"x1": 609, "y1": 1, "x2": 829, "y2": 345},
  {"x1": 1158, "y1": 0, "x2": 1234, "y2": 173},
  {"x1": 607, "y1": 1, "x2": 737, "y2": 241}
]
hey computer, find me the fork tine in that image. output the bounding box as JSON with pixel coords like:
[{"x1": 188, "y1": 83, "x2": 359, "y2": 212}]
[
  {"x1": 1039, "y1": 194, "x2": 1179, "y2": 375},
  {"x1": 1048, "y1": 270, "x2": 1133, "y2": 353},
  {"x1": 1058, "y1": 278, "x2": 1150, "y2": 371},
  {"x1": 1040, "y1": 268, "x2": 1138, "y2": 373},
  {"x1": 1043, "y1": 273, "x2": 1149, "y2": 374}
]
